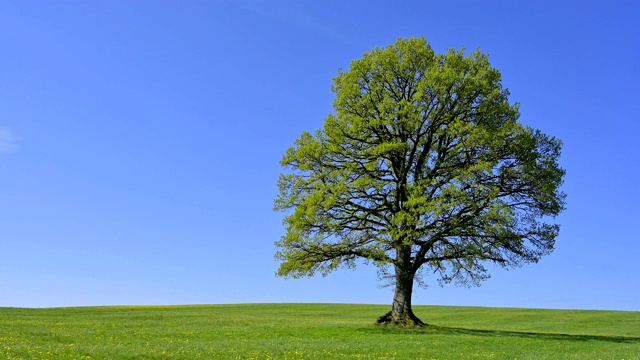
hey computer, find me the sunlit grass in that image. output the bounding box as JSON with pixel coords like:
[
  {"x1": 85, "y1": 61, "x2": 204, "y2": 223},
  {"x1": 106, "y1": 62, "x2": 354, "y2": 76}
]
[{"x1": 1, "y1": 304, "x2": 638, "y2": 359}]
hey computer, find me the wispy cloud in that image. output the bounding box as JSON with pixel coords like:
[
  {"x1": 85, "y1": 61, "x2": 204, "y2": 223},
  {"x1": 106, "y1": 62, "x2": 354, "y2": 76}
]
[
  {"x1": 236, "y1": 2, "x2": 345, "y2": 43},
  {"x1": 0, "y1": 127, "x2": 19, "y2": 154}
]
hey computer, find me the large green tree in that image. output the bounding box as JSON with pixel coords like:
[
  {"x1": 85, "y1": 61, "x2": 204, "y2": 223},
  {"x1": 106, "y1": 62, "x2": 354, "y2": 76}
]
[{"x1": 274, "y1": 37, "x2": 565, "y2": 326}]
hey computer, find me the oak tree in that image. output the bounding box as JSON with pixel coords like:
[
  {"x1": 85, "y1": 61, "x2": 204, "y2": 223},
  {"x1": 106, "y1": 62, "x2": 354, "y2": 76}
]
[{"x1": 274, "y1": 37, "x2": 565, "y2": 326}]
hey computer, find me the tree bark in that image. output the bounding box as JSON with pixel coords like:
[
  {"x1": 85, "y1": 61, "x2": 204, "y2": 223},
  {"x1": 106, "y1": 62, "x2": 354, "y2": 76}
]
[{"x1": 376, "y1": 247, "x2": 425, "y2": 327}]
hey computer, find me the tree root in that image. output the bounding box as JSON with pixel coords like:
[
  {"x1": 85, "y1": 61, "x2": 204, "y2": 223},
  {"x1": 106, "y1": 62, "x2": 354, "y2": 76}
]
[{"x1": 375, "y1": 310, "x2": 426, "y2": 328}]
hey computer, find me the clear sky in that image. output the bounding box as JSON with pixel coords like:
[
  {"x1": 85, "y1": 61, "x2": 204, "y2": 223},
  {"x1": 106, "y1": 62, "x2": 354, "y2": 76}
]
[{"x1": 1, "y1": 1, "x2": 638, "y2": 311}]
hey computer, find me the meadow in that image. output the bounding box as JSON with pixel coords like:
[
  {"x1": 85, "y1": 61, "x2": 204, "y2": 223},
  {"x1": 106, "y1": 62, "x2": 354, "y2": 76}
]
[{"x1": 0, "y1": 303, "x2": 638, "y2": 359}]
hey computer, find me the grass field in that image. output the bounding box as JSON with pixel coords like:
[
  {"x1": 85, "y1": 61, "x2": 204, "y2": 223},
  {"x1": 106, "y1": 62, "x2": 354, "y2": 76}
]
[{"x1": 1, "y1": 303, "x2": 638, "y2": 359}]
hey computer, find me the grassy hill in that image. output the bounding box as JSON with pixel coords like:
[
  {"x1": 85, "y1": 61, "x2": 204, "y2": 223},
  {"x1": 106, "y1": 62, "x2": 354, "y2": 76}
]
[{"x1": 1, "y1": 303, "x2": 638, "y2": 359}]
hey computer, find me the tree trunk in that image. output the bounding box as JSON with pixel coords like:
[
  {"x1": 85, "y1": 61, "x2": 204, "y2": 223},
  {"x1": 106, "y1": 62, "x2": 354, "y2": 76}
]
[{"x1": 376, "y1": 250, "x2": 425, "y2": 327}]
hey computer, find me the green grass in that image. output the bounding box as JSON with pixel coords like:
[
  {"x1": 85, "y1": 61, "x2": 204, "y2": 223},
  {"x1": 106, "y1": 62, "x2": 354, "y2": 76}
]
[{"x1": 1, "y1": 303, "x2": 638, "y2": 359}]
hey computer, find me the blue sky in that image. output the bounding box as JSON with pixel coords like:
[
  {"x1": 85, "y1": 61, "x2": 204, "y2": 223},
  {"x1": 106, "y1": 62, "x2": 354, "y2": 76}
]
[{"x1": 1, "y1": 1, "x2": 638, "y2": 311}]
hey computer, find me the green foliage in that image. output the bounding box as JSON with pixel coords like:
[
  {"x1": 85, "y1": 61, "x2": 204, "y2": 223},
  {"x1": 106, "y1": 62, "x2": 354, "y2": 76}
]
[
  {"x1": 275, "y1": 36, "x2": 566, "y2": 288},
  {"x1": 1, "y1": 304, "x2": 638, "y2": 359}
]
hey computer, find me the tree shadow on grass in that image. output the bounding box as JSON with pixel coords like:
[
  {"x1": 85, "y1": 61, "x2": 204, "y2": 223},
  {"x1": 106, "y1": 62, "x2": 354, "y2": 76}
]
[{"x1": 361, "y1": 325, "x2": 640, "y2": 344}]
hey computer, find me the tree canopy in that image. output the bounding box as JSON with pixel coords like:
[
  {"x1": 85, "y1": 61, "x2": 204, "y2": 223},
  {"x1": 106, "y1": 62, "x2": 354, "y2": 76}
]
[{"x1": 274, "y1": 37, "x2": 566, "y2": 326}]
